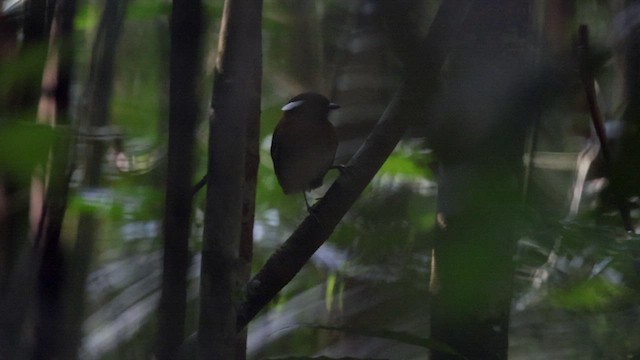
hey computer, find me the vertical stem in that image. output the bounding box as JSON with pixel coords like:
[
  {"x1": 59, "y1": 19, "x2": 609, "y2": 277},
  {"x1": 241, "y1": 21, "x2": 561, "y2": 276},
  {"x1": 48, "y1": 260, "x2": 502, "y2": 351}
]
[
  {"x1": 578, "y1": 25, "x2": 635, "y2": 233},
  {"x1": 428, "y1": 2, "x2": 532, "y2": 359},
  {"x1": 235, "y1": 52, "x2": 261, "y2": 360},
  {"x1": 62, "y1": 0, "x2": 129, "y2": 358},
  {"x1": 198, "y1": 0, "x2": 262, "y2": 358},
  {"x1": 32, "y1": 0, "x2": 77, "y2": 357},
  {"x1": 155, "y1": 0, "x2": 202, "y2": 359}
]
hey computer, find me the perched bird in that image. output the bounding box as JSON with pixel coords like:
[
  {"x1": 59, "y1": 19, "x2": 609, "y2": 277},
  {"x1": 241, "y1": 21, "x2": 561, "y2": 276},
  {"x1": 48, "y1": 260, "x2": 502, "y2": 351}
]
[{"x1": 271, "y1": 92, "x2": 340, "y2": 209}]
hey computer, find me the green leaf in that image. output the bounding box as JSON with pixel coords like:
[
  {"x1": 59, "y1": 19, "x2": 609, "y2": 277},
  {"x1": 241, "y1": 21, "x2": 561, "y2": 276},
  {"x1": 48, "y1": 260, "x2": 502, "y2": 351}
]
[
  {"x1": 325, "y1": 272, "x2": 336, "y2": 311},
  {"x1": 0, "y1": 43, "x2": 49, "y2": 98},
  {"x1": 0, "y1": 122, "x2": 53, "y2": 180},
  {"x1": 549, "y1": 276, "x2": 624, "y2": 311},
  {"x1": 378, "y1": 142, "x2": 433, "y2": 181},
  {"x1": 379, "y1": 153, "x2": 427, "y2": 178},
  {"x1": 126, "y1": 1, "x2": 171, "y2": 20},
  {"x1": 68, "y1": 189, "x2": 121, "y2": 216},
  {"x1": 74, "y1": 3, "x2": 99, "y2": 30}
]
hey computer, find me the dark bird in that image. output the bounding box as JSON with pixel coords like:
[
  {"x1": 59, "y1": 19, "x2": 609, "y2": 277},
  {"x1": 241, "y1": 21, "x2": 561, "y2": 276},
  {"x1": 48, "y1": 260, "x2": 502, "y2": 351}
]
[{"x1": 271, "y1": 92, "x2": 340, "y2": 209}]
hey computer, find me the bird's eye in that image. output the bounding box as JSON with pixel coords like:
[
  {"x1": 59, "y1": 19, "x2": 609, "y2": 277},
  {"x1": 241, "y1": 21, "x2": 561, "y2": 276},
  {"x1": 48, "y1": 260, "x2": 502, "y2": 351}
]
[{"x1": 281, "y1": 100, "x2": 305, "y2": 112}]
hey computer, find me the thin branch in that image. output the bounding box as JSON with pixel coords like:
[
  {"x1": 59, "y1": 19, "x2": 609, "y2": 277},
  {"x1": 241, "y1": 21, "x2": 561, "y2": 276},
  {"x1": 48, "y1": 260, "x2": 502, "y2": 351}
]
[
  {"x1": 578, "y1": 24, "x2": 635, "y2": 233},
  {"x1": 192, "y1": 173, "x2": 207, "y2": 197}
]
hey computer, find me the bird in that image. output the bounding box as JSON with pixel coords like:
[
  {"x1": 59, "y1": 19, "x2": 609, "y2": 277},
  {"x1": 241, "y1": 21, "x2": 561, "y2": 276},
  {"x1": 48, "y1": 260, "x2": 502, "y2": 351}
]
[{"x1": 271, "y1": 92, "x2": 340, "y2": 210}]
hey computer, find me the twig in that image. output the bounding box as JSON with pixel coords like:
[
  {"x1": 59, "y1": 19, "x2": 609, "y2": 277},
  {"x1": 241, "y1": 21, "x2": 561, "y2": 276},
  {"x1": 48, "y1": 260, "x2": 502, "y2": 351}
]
[
  {"x1": 578, "y1": 24, "x2": 635, "y2": 233},
  {"x1": 192, "y1": 173, "x2": 207, "y2": 197}
]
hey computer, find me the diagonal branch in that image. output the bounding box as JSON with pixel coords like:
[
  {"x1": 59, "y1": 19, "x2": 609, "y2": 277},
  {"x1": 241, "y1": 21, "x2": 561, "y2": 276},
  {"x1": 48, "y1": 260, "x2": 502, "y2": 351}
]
[{"x1": 235, "y1": 0, "x2": 473, "y2": 331}]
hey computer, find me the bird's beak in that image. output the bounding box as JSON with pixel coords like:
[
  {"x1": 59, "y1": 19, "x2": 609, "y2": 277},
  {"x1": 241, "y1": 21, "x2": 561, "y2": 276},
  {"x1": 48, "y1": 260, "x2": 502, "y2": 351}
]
[{"x1": 329, "y1": 102, "x2": 340, "y2": 110}]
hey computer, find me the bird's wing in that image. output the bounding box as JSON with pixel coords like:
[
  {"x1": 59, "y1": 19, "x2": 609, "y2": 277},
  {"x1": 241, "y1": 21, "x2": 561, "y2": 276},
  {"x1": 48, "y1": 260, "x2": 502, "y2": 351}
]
[{"x1": 270, "y1": 122, "x2": 283, "y2": 167}]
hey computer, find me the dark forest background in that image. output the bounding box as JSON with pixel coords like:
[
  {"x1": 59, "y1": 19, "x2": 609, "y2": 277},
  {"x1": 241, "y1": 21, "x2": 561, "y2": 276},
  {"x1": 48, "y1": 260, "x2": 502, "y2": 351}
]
[{"x1": 2, "y1": 0, "x2": 640, "y2": 359}]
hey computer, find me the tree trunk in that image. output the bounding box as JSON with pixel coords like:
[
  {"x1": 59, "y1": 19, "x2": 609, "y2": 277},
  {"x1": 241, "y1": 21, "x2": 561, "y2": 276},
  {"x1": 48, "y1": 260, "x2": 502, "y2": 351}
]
[
  {"x1": 0, "y1": 1, "x2": 52, "y2": 357},
  {"x1": 197, "y1": 1, "x2": 262, "y2": 359},
  {"x1": 60, "y1": 1, "x2": 129, "y2": 358},
  {"x1": 32, "y1": 0, "x2": 77, "y2": 357},
  {"x1": 428, "y1": 2, "x2": 533, "y2": 359},
  {"x1": 235, "y1": 35, "x2": 262, "y2": 360},
  {"x1": 155, "y1": 0, "x2": 202, "y2": 359}
]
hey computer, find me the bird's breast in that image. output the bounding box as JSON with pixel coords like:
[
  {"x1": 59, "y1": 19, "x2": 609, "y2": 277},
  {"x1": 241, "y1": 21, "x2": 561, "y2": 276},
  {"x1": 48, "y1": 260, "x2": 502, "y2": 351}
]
[{"x1": 271, "y1": 118, "x2": 338, "y2": 194}]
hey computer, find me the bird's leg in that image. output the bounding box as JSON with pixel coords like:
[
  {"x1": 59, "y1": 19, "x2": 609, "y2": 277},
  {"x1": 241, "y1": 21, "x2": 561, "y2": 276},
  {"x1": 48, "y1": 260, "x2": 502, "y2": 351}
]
[
  {"x1": 303, "y1": 191, "x2": 321, "y2": 223},
  {"x1": 303, "y1": 191, "x2": 313, "y2": 212},
  {"x1": 331, "y1": 164, "x2": 351, "y2": 175}
]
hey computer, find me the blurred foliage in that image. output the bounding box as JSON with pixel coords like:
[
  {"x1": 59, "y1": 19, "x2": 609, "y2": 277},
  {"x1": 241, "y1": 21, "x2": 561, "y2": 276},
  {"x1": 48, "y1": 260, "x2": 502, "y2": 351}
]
[
  {"x1": 75, "y1": 3, "x2": 100, "y2": 30},
  {"x1": 0, "y1": 121, "x2": 52, "y2": 182},
  {"x1": 126, "y1": 1, "x2": 172, "y2": 21},
  {"x1": 0, "y1": 47, "x2": 45, "y2": 95},
  {"x1": 309, "y1": 325, "x2": 460, "y2": 356}
]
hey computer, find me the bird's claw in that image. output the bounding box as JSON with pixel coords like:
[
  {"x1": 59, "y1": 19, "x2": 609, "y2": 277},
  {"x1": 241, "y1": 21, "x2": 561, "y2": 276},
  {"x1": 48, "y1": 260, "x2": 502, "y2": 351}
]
[
  {"x1": 303, "y1": 192, "x2": 321, "y2": 223},
  {"x1": 331, "y1": 164, "x2": 352, "y2": 175}
]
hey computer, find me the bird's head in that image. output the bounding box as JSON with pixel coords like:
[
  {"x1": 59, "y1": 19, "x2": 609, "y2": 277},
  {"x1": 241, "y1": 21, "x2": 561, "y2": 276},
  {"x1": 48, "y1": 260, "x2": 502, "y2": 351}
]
[{"x1": 281, "y1": 92, "x2": 340, "y2": 120}]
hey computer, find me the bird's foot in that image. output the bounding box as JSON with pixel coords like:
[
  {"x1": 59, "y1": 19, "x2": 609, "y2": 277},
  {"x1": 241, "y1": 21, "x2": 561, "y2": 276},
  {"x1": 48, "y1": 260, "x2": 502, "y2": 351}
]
[
  {"x1": 307, "y1": 205, "x2": 320, "y2": 224},
  {"x1": 303, "y1": 192, "x2": 321, "y2": 223},
  {"x1": 331, "y1": 164, "x2": 355, "y2": 180},
  {"x1": 331, "y1": 164, "x2": 350, "y2": 174}
]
